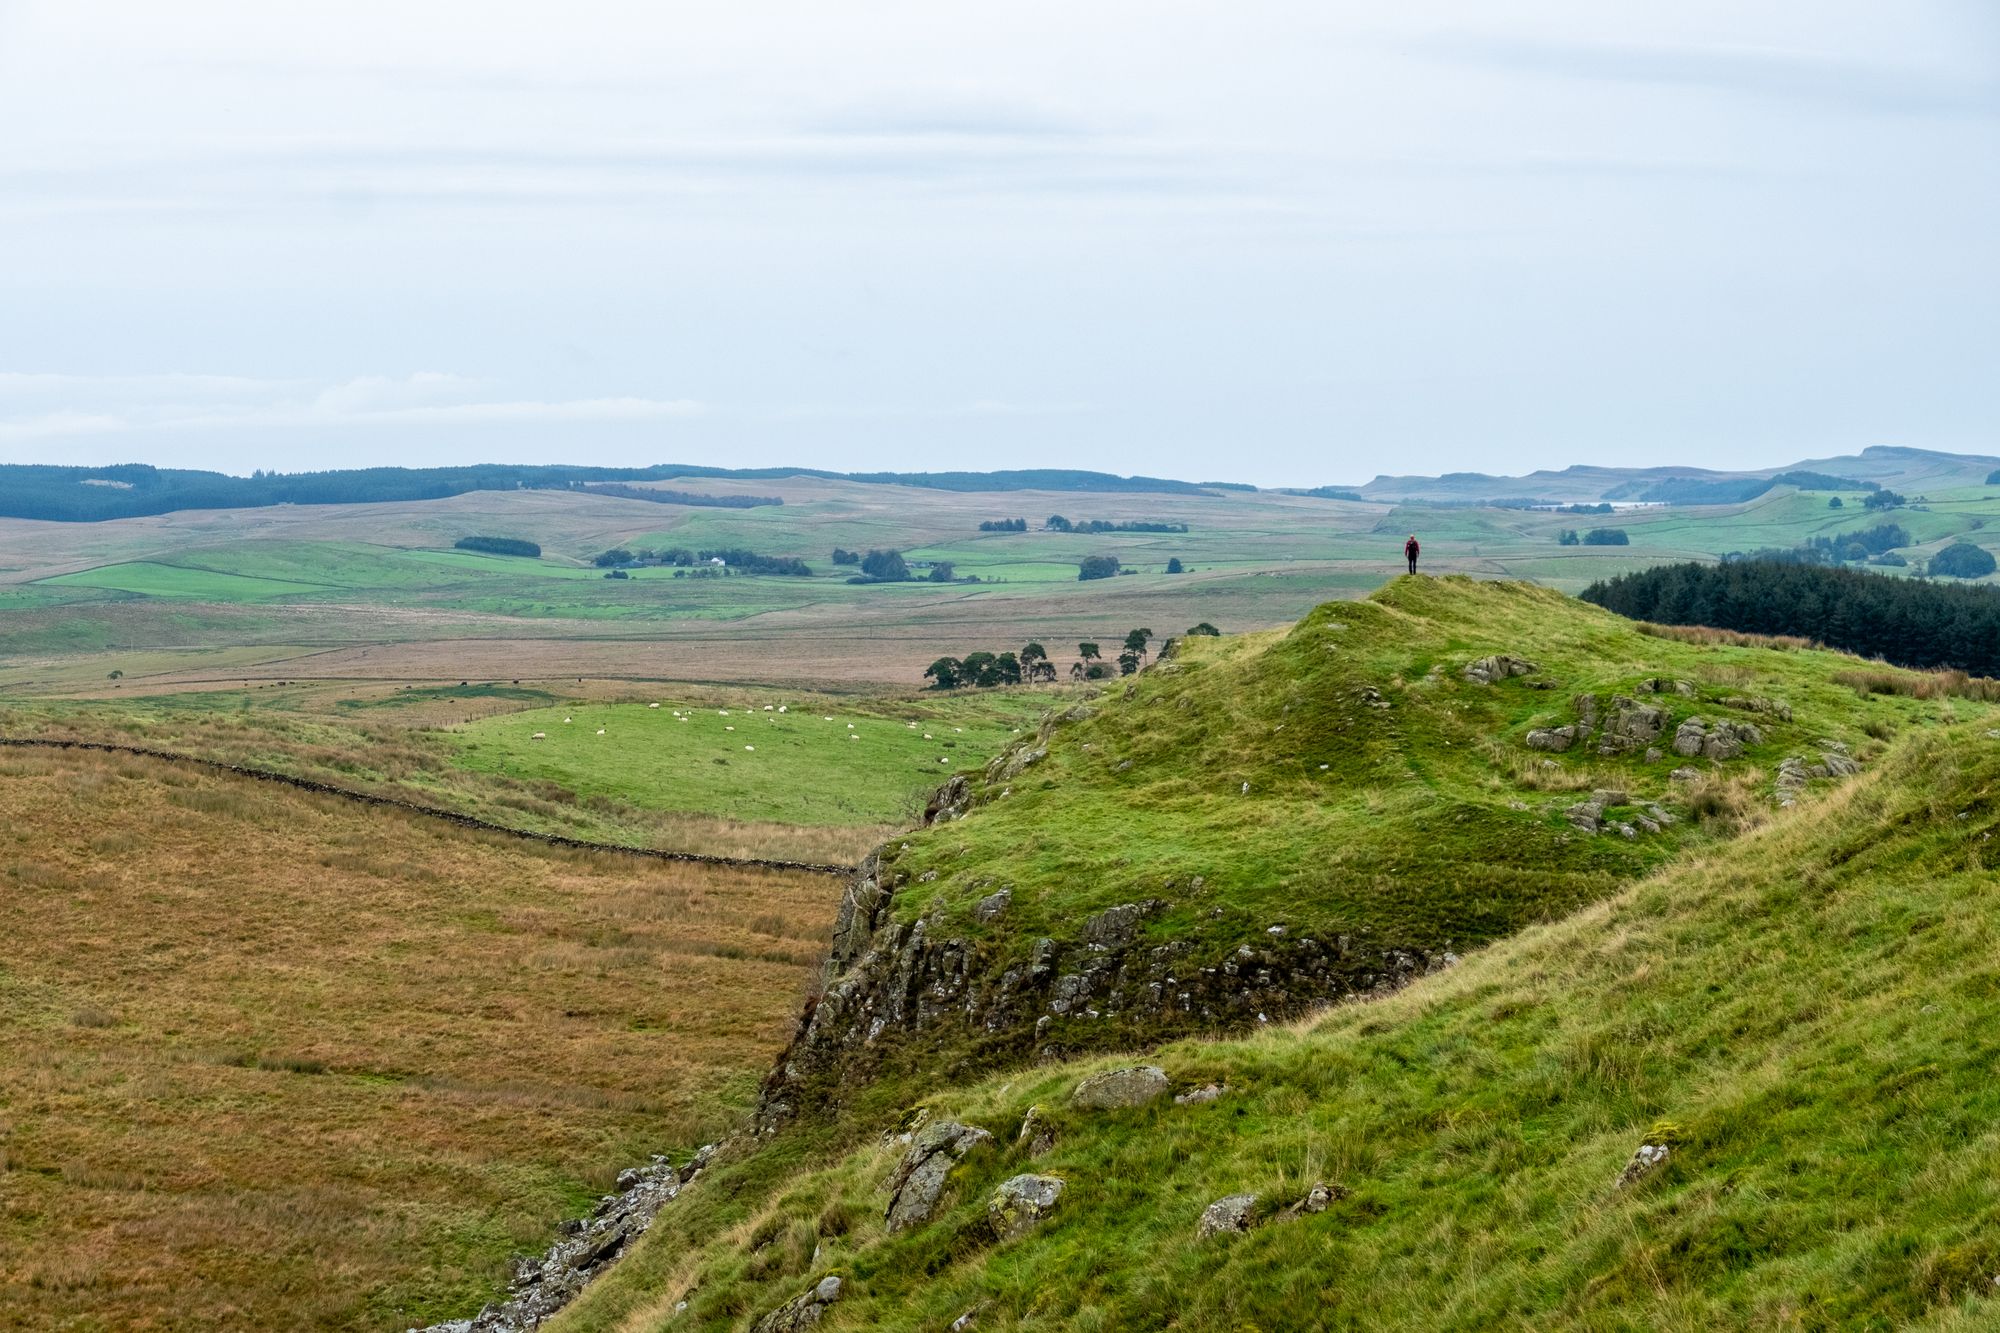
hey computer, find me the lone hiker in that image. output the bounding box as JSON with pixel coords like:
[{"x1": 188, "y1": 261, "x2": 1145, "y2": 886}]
[{"x1": 1404, "y1": 533, "x2": 1420, "y2": 574}]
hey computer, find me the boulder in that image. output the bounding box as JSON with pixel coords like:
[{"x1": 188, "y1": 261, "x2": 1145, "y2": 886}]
[
  {"x1": 1638, "y1": 677, "x2": 1695, "y2": 697},
  {"x1": 1701, "y1": 720, "x2": 1760, "y2": 762},
  {"x1": 1174, "y1": 1083, "x2": 1224, "y2": 1106},
  {"x1": 1072, "y1": 1065, "x2": 1170, "y2": 1109},
  {"x1": 1671, "y1": 718, "x2": 1708, "y2": 758},
  {"x1": 885, "y1": 1120, "x2": 993, "y2": 1232},
  {"x1": 1820, "y1": 742, "x2": 1860, "y2": 777},
  {"x1": 1195, "y1": 1192, "x2": 1260, "y2": 1239},
  {"x1": 973, "y1": 889, "x2": 1013, "y2": 924},
  {"x1": 1463, "y1": 654, "x2": 1537, "y2": 685},
  {"x1": 1525, "y1": 726, "x2": 1577, "y2": 753},
  {"x1": 989, "y1": 1174, "x2": 1065, "y2": 1238},
  {"x1": 752, "y1": 1275, "x2": 844, "y2": 1333}
]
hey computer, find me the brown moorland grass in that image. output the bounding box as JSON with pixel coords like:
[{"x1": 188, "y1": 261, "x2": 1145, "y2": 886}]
[{"x1": 0, "y1": 749, "x2": 841, "y2": 1331}]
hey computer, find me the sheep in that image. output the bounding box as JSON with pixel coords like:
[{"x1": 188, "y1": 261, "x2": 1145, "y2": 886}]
[
  {"x1": 778, "y1": 705, "x2": 788, "y2": 713},
  {"x1": 744, "y1": 744, "x2": 755, "y2": 751},
  {"x1": 530, "y1": 732, "x2": 547, "y2": 740},
  {"x1": 596, "y1": 728, "x2": 606, "y2": 736},
  {"x1": 564, "y1": 716, "x2": 573, "y2": 724},
  {"x1": 763, "y1": 705, "x2": 773, "y2": 712},
  {"x1": 725, "y1": 725, "x2": 735, "y2": 731},
  {"x1": 648, "y1": 702, "x2": 660, "y2": 709}
]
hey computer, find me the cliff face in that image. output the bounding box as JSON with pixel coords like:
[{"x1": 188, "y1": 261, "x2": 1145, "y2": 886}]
[{"x1": 757, "y1": 843, "x2": 1443, "y2": 1127}]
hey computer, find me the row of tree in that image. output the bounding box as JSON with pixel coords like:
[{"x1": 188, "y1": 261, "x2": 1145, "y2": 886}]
[
  {"x1": 829, "y1": 548, "x2": 959, "y2": 583},
  {"x1": 455, "y1": 535, "x2": 541, "y2": 558},
  {"x1": 925, "y1": 623, "x2": 1221, "y2": 689},
  {"x1": 1044, "y1": 515, "x2": 1189, "y2": 533},
  {"x1": 1558, "y1": 528, "x2": 1629, "y2": 546},
  {"x1": 1581, "y1": 558, "x2": 2000, "y2": 675},
  {"x1": 592, "y1": 546, "x2": 811, "y2": 576}
]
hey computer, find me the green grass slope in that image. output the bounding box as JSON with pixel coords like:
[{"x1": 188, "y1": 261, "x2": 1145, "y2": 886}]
[
  {"x1": 554, "y1": 717, "x2": 2000, "y2": 1333},
  {"x1": 826, "y1": 577, "x2": 1947, "y2": 1087}
]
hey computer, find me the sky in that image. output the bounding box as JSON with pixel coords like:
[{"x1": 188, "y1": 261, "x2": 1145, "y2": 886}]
[{"x1": 0, "y1": 1, "x2": 1995, "y2": 487}]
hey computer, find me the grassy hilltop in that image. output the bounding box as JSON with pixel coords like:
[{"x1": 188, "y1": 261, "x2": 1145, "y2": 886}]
[{"x1": 538, "y1": 578, "x2": 2000, "y2": 1332}]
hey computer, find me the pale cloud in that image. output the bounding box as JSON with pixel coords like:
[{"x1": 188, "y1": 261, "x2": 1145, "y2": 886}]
[
  {"x1": 0, "y1": 373, "x2": 703, "y2": 442},
  {"x1": 0, "y1": 1, "x2": 1993, "y2": 483}
]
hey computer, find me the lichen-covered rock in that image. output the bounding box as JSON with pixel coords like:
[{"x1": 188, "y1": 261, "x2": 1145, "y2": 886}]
[
  {"x1": 1072, "y1": 1065, "x2": 1169, "y2": 1109},
  {"x1": 989, "y1": 1174, "x2": 1065, "y2": 1238},
  {"x1": 1196, "y1": 1192, "x2": 1259, "y2": 1239},
  {"x1": 973, "y1": 888, "x2": 1013, "y2": 923},
  {"x1": 924, "y1": 774, "x2": 972, "y2": 825},
  {"x1": 885, "y1": 1119, "x2": 993, "y2": 1231},
  {"x1": 751, "y1": 1275, "x2": 844, "y2": 1333},
  {"x1": 1174, "y1": 1083, "x2": 1224, "y2": 1106},
  {"x1": 1463, "y1": 654, "x2": 1537, "y2": 685},
  {"x1": 1672, "y1": 718, "x2": 1709, "y2": 758}
]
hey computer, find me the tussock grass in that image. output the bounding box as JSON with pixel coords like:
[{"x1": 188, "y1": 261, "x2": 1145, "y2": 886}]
[
  {"x1": 1834, "y1": 665, "x2": 2000, "y2": 703},
  {"x1": 0, "y1": 750, "x2": 841, "y2": 1331},
  {"x1": 1638, "y1": 620, "x2": 1819, "y2": 651}
]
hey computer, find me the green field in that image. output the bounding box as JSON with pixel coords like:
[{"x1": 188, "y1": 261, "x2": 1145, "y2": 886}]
[{"x1": 454, "y1": 691, "x2": 1050, "y2": 827}]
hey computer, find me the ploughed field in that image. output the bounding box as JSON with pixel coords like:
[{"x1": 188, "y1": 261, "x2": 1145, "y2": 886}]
[{"x1": 0, "y1": 747, "x2": 840, "y2": 1330}]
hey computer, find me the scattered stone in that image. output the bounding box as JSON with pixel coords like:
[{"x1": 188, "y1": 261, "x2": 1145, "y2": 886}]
[
  {"x1": 1196, "y1": 1192, "x2": 1260, "y2": 1239},
  {"x1": 751, "y1": 1275, "x2": 844, "y2": 1333},
  {"x1": 1072, "y1": 1065, "x2": 1170, "y2": 1109},
  {"x1": 1174, "y1": 1083, "x2": 1224, "y2": 1106},
  {"x1": 1525, "y1": 725, "x2": 1577, "y2": 752},
  {"x1": 1671, "y1": 718, "x2": 1708, "y2": 759},
  {"x1": 1670, "y1": 767, "x2": 1702, "y2": 783},
  {"x1": 1565, "y1": 800, "x2": 1603, "y2": 833},
  {"x1": 1463, "y1": 654, "x2": 1537, "y2": 685},
  {"x1": 1638, "y1": 677, "x2": 1696, "y2": 697},
  {"x1": 973, "y1": 888, "x2": 1013, "y2": 923},
  {"x1": 1615, "y1": 1142, "x2": 1671, "y2": 1188},
  {"x1": 989, "y1": 1174, "x2": 1065, "y2": 1238},
  {"x1": 885, "y1": 1119, "x2": 994, "y2": 1231},
  {"x1": 1643, "y1": 747, "x2": 1662, "y2": 765}
]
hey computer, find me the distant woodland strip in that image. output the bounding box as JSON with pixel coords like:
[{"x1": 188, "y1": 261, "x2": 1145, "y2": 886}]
[
  {"x1": 1582, "y1": 559, "x2": 2000, "y2": 677},
  {"x1": 0, "y1": 462, "x2": 1218, "y2": 522},
  {"x1": 0, "y1": 737, "x2": 853, "y2": 876}
]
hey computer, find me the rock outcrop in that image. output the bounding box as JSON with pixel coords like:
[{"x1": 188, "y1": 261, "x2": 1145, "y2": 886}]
[
  {"x1": 758, "y1": 851, "x2": 1440, "y2": 1127},
  {"x1": 414, "y1": 1148, "x2": 711, "y2": 1333}
]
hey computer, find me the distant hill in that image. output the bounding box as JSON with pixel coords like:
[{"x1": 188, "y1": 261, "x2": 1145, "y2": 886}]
[
  {"x1": 0, "y1": 463, "x2": 1223, "y2": 522},
  {"x1": 1351, "y1": 446, "x2": 2000, "y2": 504}
]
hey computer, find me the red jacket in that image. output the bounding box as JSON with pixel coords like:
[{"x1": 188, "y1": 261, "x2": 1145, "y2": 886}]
[{"x1": 1404, "y1": 538, "x2": 1420, "y2": 559}]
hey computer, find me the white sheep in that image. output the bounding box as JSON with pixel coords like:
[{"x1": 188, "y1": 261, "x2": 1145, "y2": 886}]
[
  {"x1": 563, "y1": 716, "x2": 572, "y2": 724},
  {"x1": 648, "y1": 702, "x2": 660, "y2": 709},
  {"x1": 725, "y1": 725, "x2": 735, "y2": 731},
  {"x1": 596, "y1": 728, "x2": 606, "y2": 736},
  {"x1": 530, "y1": 732, "x2": 546, "y2": 740},
  {"x1": 744, "y1": 744, "x2": 755, "y2": 751}
]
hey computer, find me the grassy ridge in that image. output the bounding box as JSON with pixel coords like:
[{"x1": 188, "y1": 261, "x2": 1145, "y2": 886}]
[
  {"x1": 858, "y1": 578, "x2": 1952, "y2": 1067},
  {"x1": 551, "y1": 716, "x2": 2000, "y2": 1332}
]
